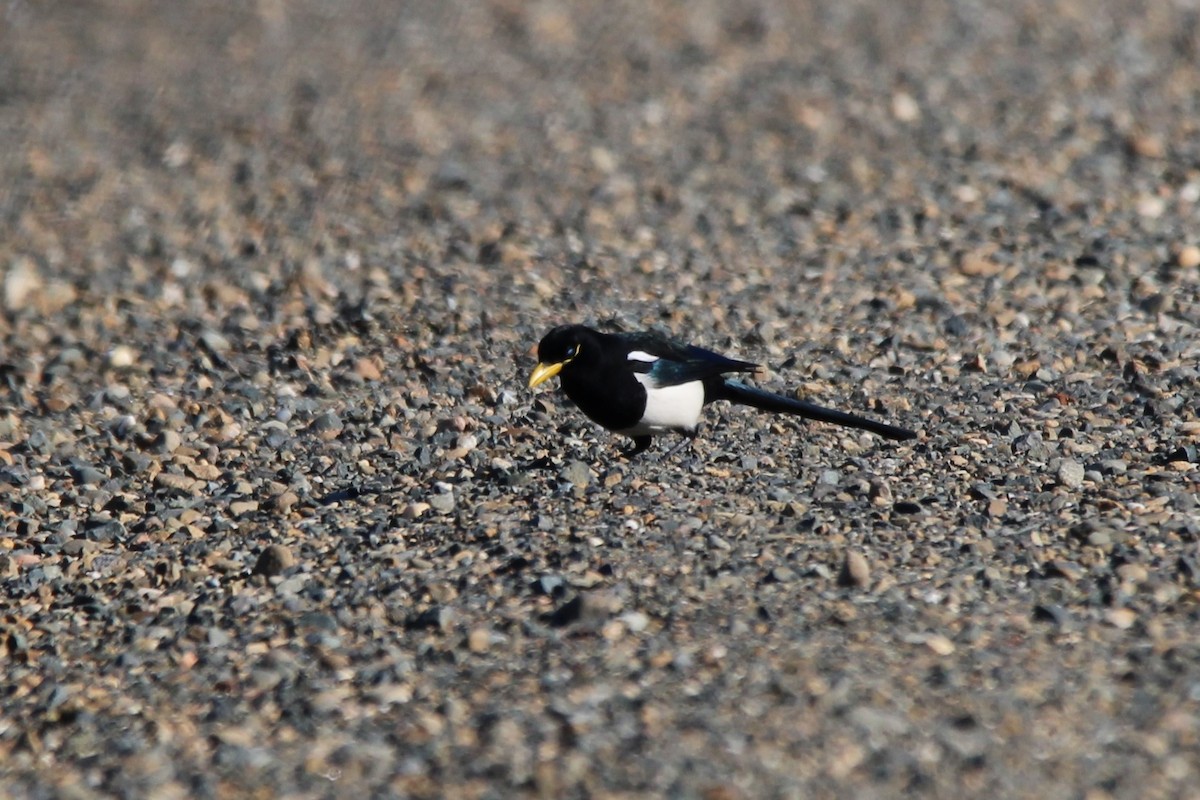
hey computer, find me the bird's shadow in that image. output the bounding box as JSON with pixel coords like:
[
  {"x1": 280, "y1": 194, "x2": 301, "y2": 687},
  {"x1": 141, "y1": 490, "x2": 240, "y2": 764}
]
[
  {"x1": 314, "y1": 453, "x2": 572, "y2": 506},
  {"x1": 315, "y1": 482, "x2": 408, "y2": 506}
]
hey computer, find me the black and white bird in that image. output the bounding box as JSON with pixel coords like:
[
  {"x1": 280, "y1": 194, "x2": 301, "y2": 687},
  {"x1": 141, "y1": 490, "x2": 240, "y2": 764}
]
[{"x1": 528, "y1": 324, "x2": 916, "y2": 458}]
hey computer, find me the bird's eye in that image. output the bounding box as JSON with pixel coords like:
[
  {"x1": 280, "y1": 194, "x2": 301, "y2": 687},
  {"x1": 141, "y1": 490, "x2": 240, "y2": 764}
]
[{"x1": 566, "y1": 344, "x2": 579, "y2": 358}]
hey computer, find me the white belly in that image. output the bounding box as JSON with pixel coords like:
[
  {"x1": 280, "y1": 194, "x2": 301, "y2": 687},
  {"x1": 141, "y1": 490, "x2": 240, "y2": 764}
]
[{"x1": 616, "y1": 378, "x2": 705, "y2": 436}]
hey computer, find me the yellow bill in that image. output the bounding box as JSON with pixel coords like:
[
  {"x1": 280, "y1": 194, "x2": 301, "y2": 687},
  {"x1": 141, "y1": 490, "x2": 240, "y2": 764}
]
[{"x1": 528, "y1": 361, "x2": 563, "y2": 388}]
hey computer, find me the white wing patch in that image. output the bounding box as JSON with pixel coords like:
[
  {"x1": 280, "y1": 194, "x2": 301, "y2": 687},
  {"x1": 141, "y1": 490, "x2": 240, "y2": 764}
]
[
  {"x1": 616, "y1": 376, "x2": 705, "y2": 436},
  {"x1": 627, "y1": 350, "x2": 659, "y2": 363}
]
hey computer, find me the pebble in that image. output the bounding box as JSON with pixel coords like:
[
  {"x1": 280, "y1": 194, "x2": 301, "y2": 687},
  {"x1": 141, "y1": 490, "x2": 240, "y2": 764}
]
[
  {"x1": 1045, "y1": 560, "x2": 1084, "y2": 582},
  {"x1": 534, "y1": 575, "x2": 566, "y2": 596},
  {"x1": 276, "y1": 574, "x2": 308, "y2": 596},
  {"x1": 354, "y1": 357, "x2": 382, "y2": 381},
  {"x1": 1177, "y1": 245, "x2": 1200, "y2": 269},
  {"x1": 1056, "y1": 459, "x2": 1085, "y2": 489},
  {"x1": 838, "y1": 550, "x2": 871, "y2": 589},
  {"x1": 4, "y1": 257, "x2": 42, "y2": 310},
  {"x1": 108, "y1": 345, "x2": 138, "y2": 368},
  {"x1": 891, "y1": 91, "x2": 920, "y2": 121},
  {"x1": 61, "y1": 539, "x2": 100, "y2": 557},
  {"x1": 26, "y1": 430, "x2": 52, "y2": 454},
  {"x1": 428, "y1": 492, "x2": 456, "y2": 514},
  {"x1": 156, "y1": 430, "x2": 183, "y2": 454},
  {"x1": 707, "y1": 533, "x2": 732, "y2": 551},
  {"x1": 86, "y1": 519, "x2": 126, "y2": 543},
  {"x1": 1106, "y1": 608, "x2": 1137, "y2": 630},
  {"x1": 264, "y1": 423, "x2": 290, "y2": 449},
  {"x1": 271, "y1": 491, "x2": 300, "y2": 513},
  {"x1": 1116, "y1": 563, "x2": 1149, "y2": 585},
  {"x1": 254, "y1": 544, "x2": 295, "y2": 577},
  {"x1": 924, "y1": 634, "x2": 956, "y2": 656},
  {"x1": 467, "y1": 627, "x2": 491, "y2": 653},
  {"x1": 200, "y1": 329, "x2": 232, "y2": 355},
  {"x1": 404, "y1": 502, "x2": 430, "y2": 519},
  {"x1": 229, "y1": 500, "x2": 260, "y2": 516},
  {"x1": 1033, "y1": 604, "x2": 1071, "y2": 627},
  {"x1": 71, "y1": 464, "x2": 108, "y2": 486},
  {"x1": 1012, "y1": 431, "x2": 1051, "y2": 460},
  {"x1": 1137, "y1": 195, "x2": 1166, "y2": 218},
  {"x1": 309, "y1": 411, "x2": 344, "y2": 440},
  {"x1": 768, "y1": 566, "x2": 796, "y2": 583},
  {"x1": 560, "y1": 460, "x2": 592, "y2": 489},
  {"x1": 1097, "y1": 459, "x2": 1128, "y2": 476},
  {"x1": 618, "y1": 611, "x2": 650, "y2": 633}
]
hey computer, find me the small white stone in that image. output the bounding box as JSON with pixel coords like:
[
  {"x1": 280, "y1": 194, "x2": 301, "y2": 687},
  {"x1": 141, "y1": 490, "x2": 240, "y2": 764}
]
[
  {"x1": 4, "y1": 257, "x2": 42, "y2": 310},
  {"x1": 108, "y1": 345, "x2": 137, "y2": 368},
  {"x1": 891, "y1": 91, "x2": 920, "y2": 122},
  {"x1": 1137, "y1": 195, "x2": 1166, "y2": 218}
]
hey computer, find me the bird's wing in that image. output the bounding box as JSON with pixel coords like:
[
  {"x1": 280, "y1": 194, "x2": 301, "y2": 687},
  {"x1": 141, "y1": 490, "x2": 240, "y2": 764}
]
[{"x1": 615, "y1": 331, "x2": 759, "y2": 388}]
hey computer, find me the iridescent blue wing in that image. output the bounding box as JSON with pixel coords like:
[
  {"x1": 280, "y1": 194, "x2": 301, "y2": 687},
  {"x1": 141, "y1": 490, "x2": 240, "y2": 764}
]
[{"x1": 614, "y1": 331, "x2": 758, "y2": 388}]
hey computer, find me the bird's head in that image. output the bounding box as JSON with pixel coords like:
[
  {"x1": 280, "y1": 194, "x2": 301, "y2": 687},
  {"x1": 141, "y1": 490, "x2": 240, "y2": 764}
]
[{"x1": 528, "y1": 324, "x2": 597, "y2": 387}]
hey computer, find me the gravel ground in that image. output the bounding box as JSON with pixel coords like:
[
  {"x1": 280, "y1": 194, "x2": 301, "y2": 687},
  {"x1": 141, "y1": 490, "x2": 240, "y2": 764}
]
[{"x1": 3, "y1": 1, "x2": 1200, "y2": 798}]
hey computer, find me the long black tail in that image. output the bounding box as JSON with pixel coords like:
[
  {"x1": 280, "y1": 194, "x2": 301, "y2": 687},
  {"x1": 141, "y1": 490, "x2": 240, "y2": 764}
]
[{"x1": 717, "y1": 380, "x2": 916, "y2": 441}]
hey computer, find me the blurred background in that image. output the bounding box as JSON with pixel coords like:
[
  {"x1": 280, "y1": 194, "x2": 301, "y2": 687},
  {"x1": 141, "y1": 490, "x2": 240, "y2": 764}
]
[{"x1": 4, "y1": 0, "x2": 1196, "y2": 337}]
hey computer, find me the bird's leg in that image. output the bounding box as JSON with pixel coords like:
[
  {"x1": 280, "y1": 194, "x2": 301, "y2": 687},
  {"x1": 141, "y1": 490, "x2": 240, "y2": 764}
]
[
  {"x1": 622, "y1": 436, "x2": 653, "y2": 459},
  {"x1": 660, "y1": 429, "x2": 697, "y2": 461}
]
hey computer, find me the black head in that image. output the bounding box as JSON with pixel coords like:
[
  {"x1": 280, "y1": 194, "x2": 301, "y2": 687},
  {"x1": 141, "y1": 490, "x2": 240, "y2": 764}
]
[{"x1": 528, "y1": 324, "x2": 601, "y2": 387}]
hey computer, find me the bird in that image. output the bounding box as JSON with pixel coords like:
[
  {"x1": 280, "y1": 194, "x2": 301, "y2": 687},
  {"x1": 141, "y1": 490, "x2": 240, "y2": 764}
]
[{"x1": 527, "y1": 324, "x2": 917, "y2": 458}]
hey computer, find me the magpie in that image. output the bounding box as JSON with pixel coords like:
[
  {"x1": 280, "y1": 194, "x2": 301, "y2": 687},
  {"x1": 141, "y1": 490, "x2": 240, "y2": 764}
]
[{"x1": 528, "y1": 324, "x2": 916, "y2": 457}]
